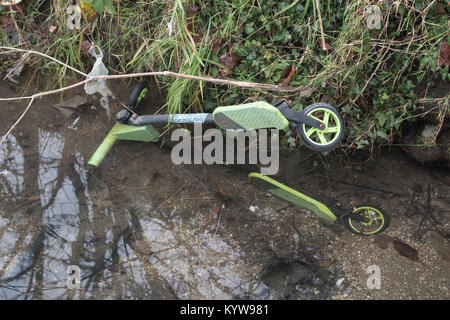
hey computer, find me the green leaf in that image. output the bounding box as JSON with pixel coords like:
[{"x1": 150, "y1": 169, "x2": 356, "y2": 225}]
[
  {"x1": 92, "y1": 0, "x2": 105, "y2": 14},
  {"x1": 244, "y1": 22, "x2": 255, "y2": 35},
  {"x1": 375, "y1": 112, "x2": 388, "y2": 127},
  {"x1": 104, "y1": 0, "x2": 115, "y2": 14},
  {"x1": 376, "y1": 130, "x2": 387, "y2": 139}
]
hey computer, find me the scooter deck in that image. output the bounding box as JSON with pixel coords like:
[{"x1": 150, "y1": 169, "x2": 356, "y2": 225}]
[
  {"x1": 213, "y1": 101, "x2": 289, "y2": 130},
  {"x1": 248, "y1": 172, "x2": 337, "y2": 222}
]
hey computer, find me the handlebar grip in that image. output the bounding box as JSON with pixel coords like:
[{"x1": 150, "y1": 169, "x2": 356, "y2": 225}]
[{"x1": 116, "y1": 81, "x2": 148, "y2": 123}]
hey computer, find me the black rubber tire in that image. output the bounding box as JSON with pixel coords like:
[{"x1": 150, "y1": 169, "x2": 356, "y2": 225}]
[
  {"x1": 343, "y1": 205, "x2": 391, "y2": 236},
  {"x1": 297, "y1": 103, "x2": 344, "y2": 152},
  {"x1": 127, "y1": 81, "x2": 148, "y2": 108}
]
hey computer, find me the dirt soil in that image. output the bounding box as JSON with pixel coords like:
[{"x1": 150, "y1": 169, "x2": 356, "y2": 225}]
[{"x1": 0, "y1": 79, "x2": 449, "y2": 300}]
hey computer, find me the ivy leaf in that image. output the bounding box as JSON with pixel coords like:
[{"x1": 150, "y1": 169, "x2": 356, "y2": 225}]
[
  {"x1": 244, "y1": 22, "x2": 255, "y2": 35},
  {"x1": 91, "y1": 0, "x2": 114, "y2": 15},
  {"x1": 375, "y1": 112, "x2": 388, "y2": 127},
  {"x1": 103, "y1": 0, "x2": 115, "y2": 14},
  {"x1": 92, "y1": 0, "x2": 105, "y2": 14},
  {"x1": 376, "y1": 130, "x2": 387, "y2": 139}
]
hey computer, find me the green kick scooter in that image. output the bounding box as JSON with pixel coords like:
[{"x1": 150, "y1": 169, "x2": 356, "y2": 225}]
[
  {"x1": 87, "y1": 81, "x2": 389, "y2": 235},
  {"x1": 88, "y1": 81, "x2": 345, "y2": 167}
]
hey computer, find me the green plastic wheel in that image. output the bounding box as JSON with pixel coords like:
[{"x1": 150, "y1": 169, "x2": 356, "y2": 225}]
[
  {"x1": 297, "y1": 103, "x2": 344, "y2": 152},
  {"x1": 343, "y1": 206, "x2": 390, "y2": 236}
]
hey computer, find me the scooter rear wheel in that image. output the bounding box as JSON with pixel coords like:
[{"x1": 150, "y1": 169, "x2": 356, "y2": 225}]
[
  {"x1": 343, "y1": 205, "x2": 390, "y2": 236},
  {"x1": 297, "y1": 103, "x2": 344, "y2": 152}
]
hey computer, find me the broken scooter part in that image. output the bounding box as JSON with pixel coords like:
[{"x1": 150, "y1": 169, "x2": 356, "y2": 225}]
[
  {"x1": 87, "y1": 82, "x2": 159, "y2": 167},
  {"x1": 248, "y1": 172, "x2": 390, "y2": 236}
]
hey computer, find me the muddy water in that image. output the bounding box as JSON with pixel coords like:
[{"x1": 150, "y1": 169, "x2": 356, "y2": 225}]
[{"x1": 0, "y1": 80, "x2": 449, "y2": 300}]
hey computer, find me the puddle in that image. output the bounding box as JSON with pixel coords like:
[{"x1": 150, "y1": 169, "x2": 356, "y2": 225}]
[{"x1": 0, "y1": 80, "x2": 329, "y2": 300}]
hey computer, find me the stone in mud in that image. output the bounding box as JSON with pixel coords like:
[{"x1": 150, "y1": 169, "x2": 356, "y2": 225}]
[
  {"x1": 263, "y1": 262, "x2": 313, "y2": 298},
  {"x1": 130, "y1": 240, "x2": 153, "y2": 256},
  {"x1": 429, "y1": 232, "x2": 450, "y2": 262},
  {"x1": 403, "y1": 143, "x2": 443, "y2": 164},
  {"x1": 215, "y1": 183, "x2": 233, "y2": 205},
  {"x1": 401, "y1": 124, "x2": 449, "y2": 165},
  {"x1": 52, "y1": 94, "x2": 88, "y2": 118}
]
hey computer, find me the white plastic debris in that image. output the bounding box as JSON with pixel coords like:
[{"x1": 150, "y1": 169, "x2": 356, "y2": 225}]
[
  {"x1": 0, "y1": 170, "x2": 9, "y2": 175},
  {"x1": 336, "y1": 277, "x2": 345, "y2": 287},
  {"x1": 0, "y1": 0, "x2": 22, "y2": 4},
  {"x1": 167, "y1": 22, "x2": 173, "y2": 37},
  {"x1": 421, "y1": 125, "x2": 436, "y2": 138},
  {"x1": 68, "y1": 116, "x2": 80, "y2": 131},
  {"x1": 84, "y1": 45, "x2": 115, "y2": 118},
  {"x1": 248, "y1": 205, "x2": 257, "y2": 213},
  {"x1": 287, "y1": 137, "x2": 296, "y2": 148},
  {"x1": 66, "y1": 5, "x2": 81, "y2": 30}
]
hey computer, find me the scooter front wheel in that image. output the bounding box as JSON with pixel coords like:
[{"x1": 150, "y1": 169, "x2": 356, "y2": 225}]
[
  {"x1": 343, "y1": 205, "x2": 390, "y2": 236},
  {"x1": 128, "y1": 81, "x2": 148, "y2": 107},
  {"x1": 297, "y1": 103, "x2": 344, "y2": 152}
]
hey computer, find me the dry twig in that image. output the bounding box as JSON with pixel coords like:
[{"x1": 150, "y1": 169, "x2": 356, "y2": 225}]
[{"x1": 0, "y1": 46, "x2": 310, "y2": 146}]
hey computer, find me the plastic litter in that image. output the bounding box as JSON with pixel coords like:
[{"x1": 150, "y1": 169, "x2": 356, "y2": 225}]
[
  {"x1": 52, "y1": 94, "x2": 87, "y2": 118},
  {"x1": 336, "y1": 278, "x2": 345, "y2": 287},
  {"x1": 68, "y1": 116, "x2": 81, "y2": 131},
  {"x1": 84, "y1": 45, "x2": 115, "y2": 118},
  {"x1": 167, "y1": 22, "x2": 173, "y2": 37},
  {"x1": 0, "y1": 0, "x2": 22, "y2": 4}
]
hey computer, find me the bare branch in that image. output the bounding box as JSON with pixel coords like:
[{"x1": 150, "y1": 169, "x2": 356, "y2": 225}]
[
  {"x1": 0, "y1": 46, "x2": 88, "y2": 77},
  {"x1": 0, "y1": 97, "x2": 34, "y2": 146},
  {"x1": 0, "y1": 46, "x2": 311, "y2": 146}
]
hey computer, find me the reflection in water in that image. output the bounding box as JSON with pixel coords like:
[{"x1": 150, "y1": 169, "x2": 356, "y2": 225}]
[
  {"x1": 0, "y1": 127, "x2": 279, "y2": 300},
  {"x1": 0, "y1": 134, "x2": 24, "y2": 198}
]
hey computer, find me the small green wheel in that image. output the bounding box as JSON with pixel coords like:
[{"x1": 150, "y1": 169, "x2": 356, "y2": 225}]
[
  {"x1": 343, "y1": 206, "x2": 390, "y2": 236},
  {"x1": 297, "y1": 103, "x2": 344, "y2": 152}
]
